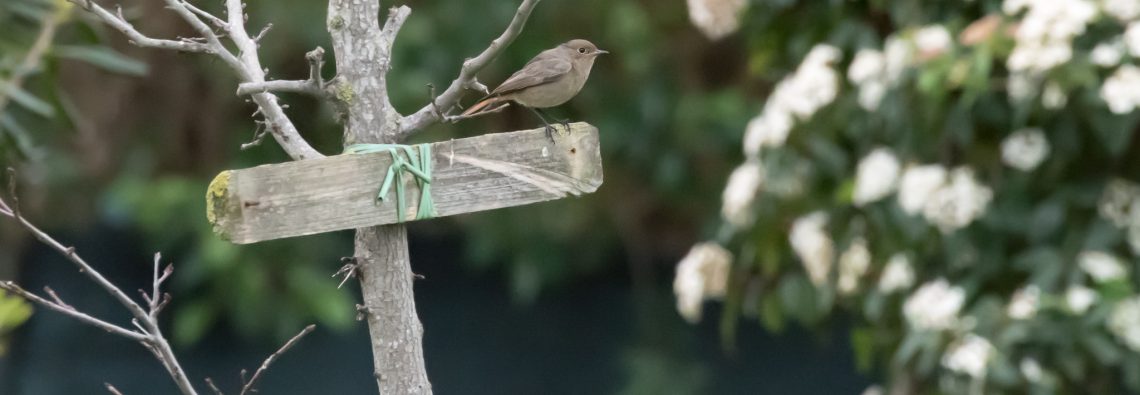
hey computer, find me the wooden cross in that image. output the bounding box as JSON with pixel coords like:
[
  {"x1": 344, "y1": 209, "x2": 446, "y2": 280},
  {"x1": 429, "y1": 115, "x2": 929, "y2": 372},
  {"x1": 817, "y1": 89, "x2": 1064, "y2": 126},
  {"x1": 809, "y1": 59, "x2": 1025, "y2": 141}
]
[{"x1": 206, "y1": 123, "x2": 603, "y2": 244}]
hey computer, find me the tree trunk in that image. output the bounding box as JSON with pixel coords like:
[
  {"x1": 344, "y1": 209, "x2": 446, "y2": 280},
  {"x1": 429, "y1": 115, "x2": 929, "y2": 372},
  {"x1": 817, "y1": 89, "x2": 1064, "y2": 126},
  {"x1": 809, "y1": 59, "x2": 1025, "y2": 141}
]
[
  {"x1": 355, "y1": 226, "x2": 431, "y2": 393},
  {"x1": 326, "y1": 0, "x2": 431, "y2": 393}
]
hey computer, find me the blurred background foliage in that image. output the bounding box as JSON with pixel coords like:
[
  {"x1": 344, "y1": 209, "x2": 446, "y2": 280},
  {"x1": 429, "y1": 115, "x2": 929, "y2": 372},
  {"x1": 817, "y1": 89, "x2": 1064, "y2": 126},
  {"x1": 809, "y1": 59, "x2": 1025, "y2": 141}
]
[{"x1": 3, "y1": 0, "x2": 1140, "y2": 393}]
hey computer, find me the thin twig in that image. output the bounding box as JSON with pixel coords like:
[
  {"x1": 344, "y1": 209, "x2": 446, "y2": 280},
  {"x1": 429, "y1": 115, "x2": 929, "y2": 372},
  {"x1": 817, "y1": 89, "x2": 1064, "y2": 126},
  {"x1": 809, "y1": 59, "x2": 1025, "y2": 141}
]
[
  {"x1": 181, "y1": 1, "x2": 228, "y2": 28},
  {"x1": 239, "y1": 324, "x2": 316, "y2": 395},
  {"x1": 67, "y1": 1, "x2": 211, "y2": 53},
  {"x1": 253, "y1": 23, "x2": 273, "y2": 44},
  {"x1": 69, "y1": 0, "x2": 325, "y2": 160},
  {"x1": 332, "y1": 258, "x2": 359, "y2": 289},
  {"x1": 204, "y1": 378, "x2": 224, "y2": 395},
  {"x1": 239, "y1": 121, "x2": 268, "y2": 150},
  {"x1": 425, "y1": 83, "x2": 510, "y2": 123},
  {"x1": 0, "y1": 169, "x2": 198, "y2": 395},
  {"x1": 398, "y1": 0, "x2": 542, "y2": 137},
  {"x1": 0, "y1": 282, "x2": 148, "y2": 342},
  {"x1": 105, "y1": 383, "x2": 125, "y2": 395}
]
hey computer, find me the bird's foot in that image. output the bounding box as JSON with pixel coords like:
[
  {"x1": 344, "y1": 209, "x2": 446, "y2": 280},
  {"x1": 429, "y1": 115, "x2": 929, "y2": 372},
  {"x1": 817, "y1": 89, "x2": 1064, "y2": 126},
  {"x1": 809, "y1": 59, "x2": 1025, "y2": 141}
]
[{"x1": 544, "y1": 124, "x2": 557, "y2": 142}]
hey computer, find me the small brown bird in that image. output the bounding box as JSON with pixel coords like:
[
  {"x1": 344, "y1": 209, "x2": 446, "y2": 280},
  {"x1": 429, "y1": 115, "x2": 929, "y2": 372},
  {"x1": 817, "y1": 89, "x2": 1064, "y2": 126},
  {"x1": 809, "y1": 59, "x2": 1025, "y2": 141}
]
[{"x1": 462, "y1": 39, "x2": 608, "y2": 134}]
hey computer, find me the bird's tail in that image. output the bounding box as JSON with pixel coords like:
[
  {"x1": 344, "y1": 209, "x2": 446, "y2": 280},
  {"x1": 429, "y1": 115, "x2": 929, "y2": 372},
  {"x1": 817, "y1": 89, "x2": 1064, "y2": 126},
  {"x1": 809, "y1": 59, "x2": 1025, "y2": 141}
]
[{"x1": 461, "y1": 96, "x2": 501, "y2": 116}]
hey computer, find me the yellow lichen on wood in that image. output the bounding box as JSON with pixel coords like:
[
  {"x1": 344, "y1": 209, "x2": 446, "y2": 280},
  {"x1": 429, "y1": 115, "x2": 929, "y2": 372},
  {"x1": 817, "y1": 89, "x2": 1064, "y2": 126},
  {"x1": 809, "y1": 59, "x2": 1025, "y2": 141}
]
[{"x1": 205, "y1": 170, "x2": 232, "y2": 227}]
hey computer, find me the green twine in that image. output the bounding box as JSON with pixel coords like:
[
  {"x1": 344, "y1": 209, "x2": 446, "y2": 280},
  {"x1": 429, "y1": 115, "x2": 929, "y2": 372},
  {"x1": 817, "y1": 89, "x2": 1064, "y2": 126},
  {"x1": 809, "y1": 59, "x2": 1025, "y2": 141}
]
[{"x1": 344, "y1": 143, "x2": 436, "y2": 222}]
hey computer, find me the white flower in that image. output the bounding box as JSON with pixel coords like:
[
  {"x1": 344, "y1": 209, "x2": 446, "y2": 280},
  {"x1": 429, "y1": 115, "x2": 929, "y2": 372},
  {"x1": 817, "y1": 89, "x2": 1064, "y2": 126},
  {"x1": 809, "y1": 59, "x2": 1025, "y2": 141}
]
[
  {"x1": 790, "y1": 212, "x2": 834, "y2": 286},
  {"x1": 898, "y1": 164, "x2": 948, "y2": 215},
  {"x1": 1079, "y1": 251, "x2": 1128, "y2": 283},
  {"x1": 721, "y1": 161, "x2": 765, "y2": 228},
  {"x1": 838, "y1": 238, "x2": 872, "y2": 294},
  {"x1": 849, "y1": 49, "x2": 886, "y2": 85},
  {"x1": 879, "y1": 253, "x2": 915, "y2": 293},
  {"x1": 861, "y1": 385, "x2": 884, "y2": 395},
  {"x1": 848, "y1": 48, "x2": 893, "y2": 111},
  {"x1": 686, "y1": 0, "x2": 747, "y2": 41},
  {"x1": 1126, "y1": 22, "x2": 1140, "y2": 56},
  {"x1": 1001, "y1": 128, "x2": 1051, "y2": 171},
  {"x1": 1007, "y1": 72, "x2": 1038, "y2": 102},
  {"x1": 1008, "y1": 42, "x2": 1073, "y2": 73},
  {"x1": 1108, "y1": 296, "x2": 1140, "y2": 352},
  {"x1": 673, "y1": 242, "x2": 733, "y2": 323},
  {"x1": 1042, "y1": 82, "x2": 1067, "y2": 109},
  {"x1": 883, "y1": 35, "x2": 913, "y2": 83},
  {"x1": 1020, "y1": 358, "x2": 1044, "y2": 383},
  {"x1": 1091, "y1": 40, "x2": 1125, "y2": 67},
  {"x1": 915, "y1": 25, "x2": 953, "y2": 56},
  {"x1": 922, "y1": 167, "x2": 994, "y2": 234},
  {"x1": 744, "y1": 44, "x2": 841, "y2": 156},
  {"x1": 1003, "y1": 0, "x2": 1031, "y2": 15},
  {"x1": 853, "y1": 148, "x2": 901, "y2": 206},
  {"x1": 1005, "y1": 0, "x2": 1097, "y2": 73},
  {"x1": 1101, "y1": 64, "x2": 1140, "y2": 114},
  {"x1": 1098, "y1": 179, "x2": 1140, "y2": 227},
  {"x1": 857, "y1": 81, "x2": 888, "y2": 111},
  {"x1": 743, "y1": 110, "x2": 794, "y2": 155},
  {"x1": 1007, "y1": 285, "x2": 1040, "y2": 319},
  {"x1": 1104, "y1": 0, "x2": 1140, "y2": 21},
  {"x1": 1065, "y1": 285, "x2": 1098, "y2": 313},
  {"x1": 942, "y1": 334, "x2": 995, "y2": 378},
  {"x1": 904, "y1": 278, "x2": 966, "y2": 330}
]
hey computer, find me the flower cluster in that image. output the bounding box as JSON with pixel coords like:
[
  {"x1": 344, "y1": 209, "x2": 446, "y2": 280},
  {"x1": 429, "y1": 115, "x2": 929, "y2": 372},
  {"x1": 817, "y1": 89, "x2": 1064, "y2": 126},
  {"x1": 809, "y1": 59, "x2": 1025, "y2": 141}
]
[
  {"x1": 1003, "y1": 0, "x2": 1097, "y2": 73},
  {"x1": 790, "y1": 212, "x2": 834, "y2": 286},
  {"x1": 847, "y1": 36, "x2": 911, "y2": 111},
  {"x1": 744, "y1": 45, "x2": 841, "y2": 156},
  {"x1": 1108, "y1": 297, "x2": 1140, "y2": 352},
  {"x1": 673, "y1": 242, "x2": 734, "y2": 323},
  {"x1": 904, "y1": 279, "x2": 966, "y2": 330},
  {"x1": 721, "y1": 160, "x2": 765, "y2": 228},
  {"x1": 942, "y1": 334, "x2": 995, "y2": 379},
  {"x1": 1000, "y1": 128, "x2": 1051, "y2": 171}
]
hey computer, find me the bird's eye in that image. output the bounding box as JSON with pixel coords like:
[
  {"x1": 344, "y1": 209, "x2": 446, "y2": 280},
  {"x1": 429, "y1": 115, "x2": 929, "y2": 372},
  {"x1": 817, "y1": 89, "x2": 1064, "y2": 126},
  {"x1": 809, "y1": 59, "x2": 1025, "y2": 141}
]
[{"x1": 578, "y1": 47, "x2": 587, "y2": 54}]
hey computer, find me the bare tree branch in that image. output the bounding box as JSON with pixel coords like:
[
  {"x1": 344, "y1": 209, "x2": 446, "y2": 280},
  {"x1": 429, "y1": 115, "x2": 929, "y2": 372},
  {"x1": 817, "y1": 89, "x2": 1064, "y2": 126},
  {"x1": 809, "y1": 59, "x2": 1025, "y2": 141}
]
[
  {"x1": 239, "y1": 324, "x2": 316, "y2": 395},
  {"x1": 236, "y1": 47, "x2": 330, "y2": 98},
  {"x1": 397, "y1": 0, "x2": 541, "y2": 138},
  {"x1": 105, "y1": 383, "x2": 125, "y2": 395},
  {"x1": 70, "y1": 1, "x2": 211, "y2": 53},
  {"x1": 70, "y1": 0, "x2": 325, "y2": 160},
  {"x1": 1, "y1": 169, "x2": 199, "y2": 395},
  {"x1": 0, "y1": 282, "x2": 148, "y2": 342},
  {"x1": 204, "y1": 378, "x2": 224, "y2": 395}
]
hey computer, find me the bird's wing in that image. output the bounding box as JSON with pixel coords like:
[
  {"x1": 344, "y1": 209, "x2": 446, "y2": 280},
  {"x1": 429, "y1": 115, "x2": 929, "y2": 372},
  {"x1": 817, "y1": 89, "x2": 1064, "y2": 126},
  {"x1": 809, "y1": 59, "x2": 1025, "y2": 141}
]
[{"x1": 490, "y1": 57, "x2": 572, "y2": 96}]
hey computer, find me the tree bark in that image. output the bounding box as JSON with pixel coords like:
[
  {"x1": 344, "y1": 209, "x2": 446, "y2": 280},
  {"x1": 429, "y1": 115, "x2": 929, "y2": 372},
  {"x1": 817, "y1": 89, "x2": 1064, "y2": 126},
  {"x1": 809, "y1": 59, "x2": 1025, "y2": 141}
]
[
  {"x1": 326, "y1": 0, "x2": 431, "y2": 393},
  {"x1": 355, "y1": 226, "x2": 431, "y2": 394}
]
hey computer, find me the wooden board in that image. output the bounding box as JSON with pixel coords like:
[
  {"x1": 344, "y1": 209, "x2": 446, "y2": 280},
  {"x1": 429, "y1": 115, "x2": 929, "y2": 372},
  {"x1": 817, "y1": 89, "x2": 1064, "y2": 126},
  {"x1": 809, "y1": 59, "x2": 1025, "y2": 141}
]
[{"x1": 207, "y1": 122, "x2": 603, "y2": 244}]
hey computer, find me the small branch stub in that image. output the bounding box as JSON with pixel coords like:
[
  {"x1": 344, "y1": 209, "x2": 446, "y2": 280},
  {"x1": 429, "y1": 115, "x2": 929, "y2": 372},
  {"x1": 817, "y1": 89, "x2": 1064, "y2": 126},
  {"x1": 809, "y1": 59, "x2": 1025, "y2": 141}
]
[{"x1": 207, "y1": 123, "x2": 604, "y2": 244}]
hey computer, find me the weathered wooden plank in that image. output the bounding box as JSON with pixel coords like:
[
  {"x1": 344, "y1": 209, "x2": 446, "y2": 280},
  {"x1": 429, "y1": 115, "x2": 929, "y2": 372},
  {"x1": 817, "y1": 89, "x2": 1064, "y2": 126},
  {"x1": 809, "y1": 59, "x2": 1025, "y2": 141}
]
[{"x1": 206, "y1": 122, "x2": 603, "y2": 244}]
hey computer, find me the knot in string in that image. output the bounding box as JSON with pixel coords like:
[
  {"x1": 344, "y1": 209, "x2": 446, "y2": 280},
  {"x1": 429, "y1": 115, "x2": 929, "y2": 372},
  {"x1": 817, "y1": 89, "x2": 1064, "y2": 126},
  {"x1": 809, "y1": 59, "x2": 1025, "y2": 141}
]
[{"x1": 344, "y1": 143, "x2": 436, "y2": 222}]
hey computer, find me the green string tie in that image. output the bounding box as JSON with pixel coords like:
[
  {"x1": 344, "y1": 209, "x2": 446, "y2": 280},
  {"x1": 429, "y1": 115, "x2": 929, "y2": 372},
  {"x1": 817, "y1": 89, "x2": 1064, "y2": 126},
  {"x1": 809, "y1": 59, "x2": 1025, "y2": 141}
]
[{"x1": 344, "y1": 143, "x2": 436, "y2": 222}]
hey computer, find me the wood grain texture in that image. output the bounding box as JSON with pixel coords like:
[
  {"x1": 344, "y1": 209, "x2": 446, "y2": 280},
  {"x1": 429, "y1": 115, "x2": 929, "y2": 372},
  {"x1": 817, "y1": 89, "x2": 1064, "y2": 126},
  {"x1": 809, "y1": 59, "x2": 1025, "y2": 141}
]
[{"x1": 207, "y1": 122, "x2": 603, "y2": 244}]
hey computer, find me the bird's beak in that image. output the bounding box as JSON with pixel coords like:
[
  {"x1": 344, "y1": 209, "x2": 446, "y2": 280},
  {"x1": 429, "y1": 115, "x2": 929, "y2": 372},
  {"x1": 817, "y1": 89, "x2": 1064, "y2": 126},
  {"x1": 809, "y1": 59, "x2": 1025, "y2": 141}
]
[{"x1": 595, "y1": 49, "x2": 609, "y2": 55}]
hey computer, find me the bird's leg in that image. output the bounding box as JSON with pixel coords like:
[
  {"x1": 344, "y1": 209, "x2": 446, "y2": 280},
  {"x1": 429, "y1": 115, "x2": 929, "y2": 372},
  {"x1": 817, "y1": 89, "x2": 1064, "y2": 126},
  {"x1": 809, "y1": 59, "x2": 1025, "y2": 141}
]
[
  {"x1": 537, "y1": 108, "x2": 571, "y2": 132},
  {"x1": 528, "y1": 107, "x2": 558, "y2": 141}
]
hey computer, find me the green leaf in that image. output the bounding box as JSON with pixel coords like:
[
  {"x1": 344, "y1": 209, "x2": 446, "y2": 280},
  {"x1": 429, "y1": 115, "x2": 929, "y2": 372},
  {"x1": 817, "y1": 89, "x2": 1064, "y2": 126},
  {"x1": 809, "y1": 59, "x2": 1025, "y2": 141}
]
[
  {"x1": 0, "y1": 290, "x2": 33, "y2": 332},
  {"x1": 53, "y1": 45, "x2": 148, "y2": 76},
  {"x1": 1081, "y1": 332, "x2": 1123, "y2": 366},
  {"x1": 1, "y1": 82, "x2": 54, "y2": 117},
  {"x1": 759, "y1": 293, "x2": 785, "y2": 333},
  {"x1": 850, "y1": 326, "x2": 875, "y2": 372}
]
